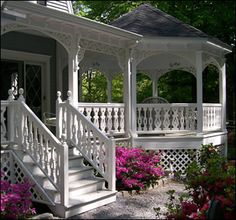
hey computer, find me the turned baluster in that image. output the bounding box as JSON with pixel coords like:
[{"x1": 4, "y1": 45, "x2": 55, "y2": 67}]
[
  {"x1": 143, "y1": 107, "x2": 148, "y2": 131},
  {"x1": 113, "y1": 107, "x2": 119, "y2": 132},
  {"x1": 100, "y1": 107, "x2": 106, "y2": 132},
  {"x1": 137, "y1": 107, "x2": 142, "y2": 131},
  {"x1": 119, "y1": 107, "x2": 125, "y2": 133},
  {"x1": 107, "y1": 107, "x2": 113, "y2": 133}
]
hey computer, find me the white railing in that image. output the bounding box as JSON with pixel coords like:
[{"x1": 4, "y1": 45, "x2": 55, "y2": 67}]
[
  {"x1": 77, "y1": 103, "x2": 125, "y2": 135},
  {"x1": 203, "y1": 104, "x2": 222, "y2": 131},
  {"x1": 2, "y1": 89, "x2": 69, "y2": 206},
  {"x1": 1, "y1": 101, "x2": 10, "y2": 144},
  {"x1": 136, "y1": 103, "x2": 197, "y2": 133},
  {"x1": 1, "y1": 91, "x2": 15, "y2": 144},
  {"x1": 56, "y1": 92, "x2": 116, "y2": 191}
]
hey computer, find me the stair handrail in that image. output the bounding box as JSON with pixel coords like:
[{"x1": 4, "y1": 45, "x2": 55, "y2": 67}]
[
  {"x1": 56, "y1": 91, "x2": 116, "y2": 191},
  {"x1": 14, "y1": 89, "x2": 69, "y2": 206}
]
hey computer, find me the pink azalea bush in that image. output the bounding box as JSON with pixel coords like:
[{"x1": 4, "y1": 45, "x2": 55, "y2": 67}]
[
  {"x1": 116, "y1": 147, "x2": 164, "y2": 191},
  {"x1": 1, "y1": 172, "x2": 36, "y2": 219}
]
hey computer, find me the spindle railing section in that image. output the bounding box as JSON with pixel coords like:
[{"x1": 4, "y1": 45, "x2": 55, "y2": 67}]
[
  {"x1": 56, "y1": 92, "x2": 116, "y2": 191},
  {"x1": 136, "y1": 103, "x2": 222, "y2": 133},
  {"x1": 136, "y1": 103, "x2": 197, "y2": 132},
  {"x1": 1, "y1": 89, "x2": 69, "y2": 206},
  {"x1": 77, "y1": 103, "x2": 125, "y2": 135},
  {"x1": 203, "y1": 104, "x2": 222, "y2": 131}
]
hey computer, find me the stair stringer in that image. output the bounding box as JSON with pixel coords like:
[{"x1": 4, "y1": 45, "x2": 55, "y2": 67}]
[{"x1": 11, "y1": 149, "x2": 57, "y2": 206}]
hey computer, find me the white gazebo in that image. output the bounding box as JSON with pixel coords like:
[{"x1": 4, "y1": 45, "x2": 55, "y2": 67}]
[{"x1": 1, "y1": 1, "x2": 232, "y2": 218}]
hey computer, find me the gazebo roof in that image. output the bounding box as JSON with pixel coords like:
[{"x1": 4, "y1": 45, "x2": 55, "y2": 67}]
[
  {"x1": 110, "y1": 4, "x2": 209, "y2": 38},
  {"x1": 110, "y1": 3, "x2": 231, "y2": 52}
]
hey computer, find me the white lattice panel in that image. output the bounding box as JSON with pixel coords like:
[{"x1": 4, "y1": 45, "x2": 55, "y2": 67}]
[
  {"x1": 159, "y1": 149, "x2": 199, "y2": 174},
  {"x1": 1, "y1": 151, "x2": 48, "y2": 203},
  {"x1": 13, "y1": 160, "x2": 44, "y2": 202},
  {"x1": 1, "y1": 151, "x2": 14, "y2": 183}
]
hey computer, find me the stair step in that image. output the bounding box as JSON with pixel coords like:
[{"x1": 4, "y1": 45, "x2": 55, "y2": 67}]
[
  {"x1": 69, "y1": 178, "x2": 105, "y2": 196},
  {"x1": 69, "y1": 166, "x2": 94, "y2": 181},
  {"x1": 49, "y1": 189, "x2": 116, "y2": 218},
  {"x1": 69, "y1": 155, "x2": 84, "y2": 168},
  {"x1": 44, "y1": 177, "x2": 105, "y2": 203},
  {"x1": 68, "y1": 189, "x2": 116, "y2": 206}
]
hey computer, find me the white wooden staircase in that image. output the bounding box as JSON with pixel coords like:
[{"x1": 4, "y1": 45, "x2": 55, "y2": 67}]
[{"x1": 1, "y1": 89, "x2": 116, "y2": 218}]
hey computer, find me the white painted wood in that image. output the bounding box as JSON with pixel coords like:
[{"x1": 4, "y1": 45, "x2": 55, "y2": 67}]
[
  {"x1": 35, "y1": 1, "x2": 73, "y2": 14},
  {"x1": 196, "y1": 51, "x2": 203, "y2": 134},
  {"x1": 68, "y1": 55, "x2": 78, "y2": 103},
  {"x1": 136, "y1": 103, "x2": 198, "y2": 133},
  {"x1": 1, "y1": 101, "x2": 8, "y2": 143},
  {"x1": 130, "y1": 54, "x2": 137, "y2": 136},
  {"x1": 123, "y1": 53, "x2": 131, "y2": 135},
  {"x1": 203, "y1": 104, "x2": 222, "y2": 131},
  {"x1": 220, "y1": 62, "x2": 226, "y2": 131},
  {"x1": 57, "y1": 97, "x2": 116, "y2": 192},
  {"x1": 13, "y1": 90, "x2": 69, "y2": 206},
  {"x1": 152, "y1": 78, "x2": 158, "y2": 97},
  {"x1": 77, "y1": 103, "x2": 125, "y2": 134},
  {"x1": 78, "y1": 70, "x2": 82, "y2": 101}
]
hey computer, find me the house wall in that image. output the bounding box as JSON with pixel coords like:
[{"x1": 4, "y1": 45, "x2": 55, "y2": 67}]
[{"x1": 1, "y1": 31, "x2": 57, "y2": 113}]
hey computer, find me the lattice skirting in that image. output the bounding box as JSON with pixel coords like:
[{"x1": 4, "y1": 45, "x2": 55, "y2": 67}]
[
  {"x1": 158, "y1": 144, "x2": 226, "y2": 174},
  {"x1": 1, "y1": 150, "x2": 46, "y2": 203},
  {"x1": 159, "y1": 148, "x2": 200, "y2": 174}
]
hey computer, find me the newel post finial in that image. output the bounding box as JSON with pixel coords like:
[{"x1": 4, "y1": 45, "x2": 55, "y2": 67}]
[
  {"x1": 8, "y1": 89, "x2": 14, "y2": 101},
  {"x1": 18, "y1": 88, "x2": 25, "y2": 102},
  {"x1": 57, "y1": 91, "x2": 62, "y2": 103},
  {"x1": 67, "y1": 91, "x2": 72, "y2": 103}
]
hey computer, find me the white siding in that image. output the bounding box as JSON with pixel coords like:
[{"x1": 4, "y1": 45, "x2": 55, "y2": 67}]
[
  {"x1": 46, "y1": 1, "x2": 72, "y2": 14},
  {"x1": 33, "y1": 1, "x2": 74, "y2": 14}
]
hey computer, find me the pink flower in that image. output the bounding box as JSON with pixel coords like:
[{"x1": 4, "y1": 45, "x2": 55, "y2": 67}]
[{"x1": 116, "y1": 146, "x2": 164, "y2": 190}]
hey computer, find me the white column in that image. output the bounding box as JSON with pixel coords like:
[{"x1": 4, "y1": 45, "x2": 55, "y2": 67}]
[
  {"x1": 107, "y1": 76, "x2": 112, "y2": 103},
  {"x1": 68, "y1": 54, "x2": 78, "y2": 104},
  {"x1": 78, "y1": 69, "x2": 82, "y2": 102},
  {"x1": 196, "y1": 51, "x2": 203, "y2": 134},
  {"x1": 152, "y1": 78, "x2": 158, "y2": 97},
  {"x1": 130, "y1": 55, "x2": 137, "y2": 135},
  {"x1": 123, "y1": 52, "x2": 131, "y2": 135},
  {"x1": 220, "y1": 61, "x2": 226, "y2": 131}
]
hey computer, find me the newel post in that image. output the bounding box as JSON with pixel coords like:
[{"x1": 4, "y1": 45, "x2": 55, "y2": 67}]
[
  {"x1": 7, "y1": 89, "x2": 15, "y2": 142},
  {"x1": 108, "y1": 138, "x2": 116, "y2": 191},
  {"x1": 56, "y1": 91, "x2": 62, "y2": 139},
  {"x1": 66, "y1": 91, "x2": 72, "y2": 143},
  {"x1": 60, "y1": 134, "x2": 69, "y2": 206},
  {"x1": 16, "y1": 88, "x2": 25, "y2": 145}
]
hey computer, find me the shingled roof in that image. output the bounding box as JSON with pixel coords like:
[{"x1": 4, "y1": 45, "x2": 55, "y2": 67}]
[{"x1": 110, "y1": 4, "x2": 209, "y2": 38}]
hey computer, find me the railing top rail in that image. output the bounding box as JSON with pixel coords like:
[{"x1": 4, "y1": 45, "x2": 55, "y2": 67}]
[
  {"x1": 137, "y1": 103, "x2": 198, "y2": 107},
  {"x1": 202, "y1": 103, "x2": 222, "y2": 107},
  {"x1": 68, "y1": 103, "x2": 111, "y2": 142},
  {"x1": 20, "y1": 102, "x2": 63, "y2": 146},
  {"x1": 77, "y1": 102, "x2": 125, "y2": 108}
]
